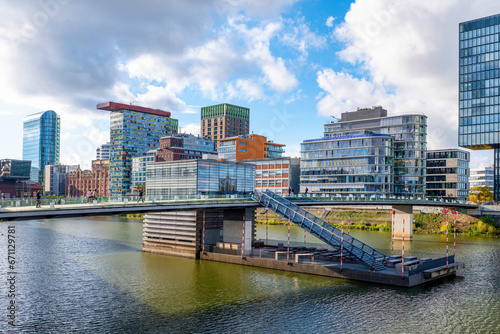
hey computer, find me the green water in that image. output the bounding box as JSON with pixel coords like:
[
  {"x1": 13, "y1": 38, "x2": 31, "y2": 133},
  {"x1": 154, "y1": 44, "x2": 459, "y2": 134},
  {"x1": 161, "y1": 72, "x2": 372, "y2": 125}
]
[{"x1": 1, "y1": 217, "x2": 499, "y2": 333}]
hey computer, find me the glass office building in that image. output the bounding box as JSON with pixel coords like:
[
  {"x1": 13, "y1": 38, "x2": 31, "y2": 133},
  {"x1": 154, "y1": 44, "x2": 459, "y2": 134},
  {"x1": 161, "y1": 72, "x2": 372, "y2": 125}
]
[
  {"x1": 324, "y1": 107, "x2": 427, "y2": 196},
  {"x1": 97, "y1": 102, "x2": 178, "y2": 197},
  {"x1": 300, "y1": 131, "x2": 394, "y2": 195},
  {"x1": 146, "y1": 160, "x2": 255, "y2": 197},
  {"x1": 426, "y1": 149, "x2": 470, "y2": 201},
  {"x1": 458, "y1": 14, "x2": 500, "y2": 199},
  {"x1": 22, "y1": 110, "x2": 60, "y2": 185}
]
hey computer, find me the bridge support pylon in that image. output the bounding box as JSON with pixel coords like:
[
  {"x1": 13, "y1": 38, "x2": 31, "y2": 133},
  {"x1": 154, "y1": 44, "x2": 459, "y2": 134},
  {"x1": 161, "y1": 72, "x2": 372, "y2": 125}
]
[{"x1": 392, "y1": 205, "x2": 413, "y2": 240}]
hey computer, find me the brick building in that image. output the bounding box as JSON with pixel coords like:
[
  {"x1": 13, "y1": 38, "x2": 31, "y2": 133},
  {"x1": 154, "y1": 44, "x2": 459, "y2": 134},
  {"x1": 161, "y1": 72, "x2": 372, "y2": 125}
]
[{"x1": 66, "y1": 160, "x2": 110, "y2": 197}]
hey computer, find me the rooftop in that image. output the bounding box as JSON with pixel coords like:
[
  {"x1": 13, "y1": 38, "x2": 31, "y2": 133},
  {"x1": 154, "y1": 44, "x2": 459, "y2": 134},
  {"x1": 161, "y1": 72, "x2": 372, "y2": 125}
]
[{"x1": 97, "y1": 101, "x2": 171, "y2": 117}]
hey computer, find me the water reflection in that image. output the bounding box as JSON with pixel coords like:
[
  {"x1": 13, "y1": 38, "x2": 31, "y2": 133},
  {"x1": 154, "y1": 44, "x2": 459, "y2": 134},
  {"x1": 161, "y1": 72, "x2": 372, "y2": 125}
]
[{"x1": 0, "y1": 217, "x2": 498, "y2": 333}]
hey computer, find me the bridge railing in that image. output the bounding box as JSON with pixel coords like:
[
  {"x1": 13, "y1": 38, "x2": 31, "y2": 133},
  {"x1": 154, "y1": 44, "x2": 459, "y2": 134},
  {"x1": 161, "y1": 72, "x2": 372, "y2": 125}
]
[
  {"x1": 0, "y1": 192, "x2": 473, "y2": 211},
  {"x1": 0, "y1": 194, "x2": 255, "y2": 210}
]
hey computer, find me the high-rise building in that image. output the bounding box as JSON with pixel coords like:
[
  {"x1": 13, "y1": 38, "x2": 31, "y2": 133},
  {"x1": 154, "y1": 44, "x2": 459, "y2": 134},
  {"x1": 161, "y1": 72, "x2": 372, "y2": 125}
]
[
  {"x1": 458, "y1": 14, "x2": 500, "y2": 199},
  {"x1": 218, "y1": 134, "x2": 285, "y2": 161},
  {"x1": 97, "y1": 101, "x2": 178, "y2": 196},
  {"x1": 200, "y1": 103, "x2": 249, "y2": 145},
  {"x1": 300, "y1": 130, "x2": 394, "y2": 196},
  {"x1": 425, "y1": 149, "x2": 470, "y2": 201},
  {"x1": 22, "y1": 110, "x2": 60, "y2": 185},
  {"x1": 96, "y1": 142, "x2": 110, "y2": 160},
  {"x1": 323, "y1": 106, "x2": 427, "y2": 196},
  {"x1": 470, "y1": 166, "x2": 494, "y2": 188},
  {"x1": 44, "y1": 164, "x2": 79, "y2": 196}
]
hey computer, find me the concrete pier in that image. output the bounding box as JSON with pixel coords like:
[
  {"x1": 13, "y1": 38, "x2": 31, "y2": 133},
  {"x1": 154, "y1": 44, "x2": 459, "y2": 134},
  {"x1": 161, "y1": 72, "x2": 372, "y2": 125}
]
[
  {"x1": 142, "y1": 207, "x2": 463, "y2": 288},
  {"x1": 392, "y1": 205, "x2": 413, "y2": 240}
]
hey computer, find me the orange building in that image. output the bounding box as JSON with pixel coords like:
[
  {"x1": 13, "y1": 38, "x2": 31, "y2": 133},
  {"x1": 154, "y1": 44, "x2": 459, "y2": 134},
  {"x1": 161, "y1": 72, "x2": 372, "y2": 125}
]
[{"x1": 218, "y1": 134, "x2": 285, "y2": 161}]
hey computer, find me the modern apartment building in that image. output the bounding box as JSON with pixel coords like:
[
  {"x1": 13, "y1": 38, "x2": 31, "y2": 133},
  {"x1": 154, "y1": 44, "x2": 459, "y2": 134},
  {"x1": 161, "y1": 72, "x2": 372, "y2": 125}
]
[
  {"x1": 300, "y1": 130, "x2": 394, "y2": 196},
  {"x1": 22, "y1": 110, "x2": 60, "y2": 184},
  {"x1": 247, "y1": 157, "x2": 300, "y2": 196},
  {"x1": 97, "y1": 101, "x2": 178, "y2": 196},
  {"x1": 65, "y1": 159, "x2": 110, "y2": 197},
  {"x1": 425, "y1": 149, "x2": 470, "y2": 201},
  {"x1": 44, "y1": 164, "x2": 79, "y2": 196},
  {"x1": 96, "y1": 142, "x2": 110, "y2": 160},
  {"x1": 200, "y1": 103, "x2": 249, "y2": 145},
  {"x1": 323, "y1": 106, "x2": 427, "y2": 196},
  {"x1": 218, "y1": 134, "x2": 285, "y2": 161},
  {"x1": 470, "y1": 166, "x2": 494, "y2": 188},
  {"x1": 146, "y1": 159, "x2": 255, "y2": 197},
  {"x1": 458, "y1": 14, "x2": 500, "y2": 199}
]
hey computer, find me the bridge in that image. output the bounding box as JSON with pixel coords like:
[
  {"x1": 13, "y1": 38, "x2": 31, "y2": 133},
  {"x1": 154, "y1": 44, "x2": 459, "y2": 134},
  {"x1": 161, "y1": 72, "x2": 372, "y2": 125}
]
[
  {"x1": 0, "y1": 194, "x2": 478, "y2": 222},
  {"x1": 1, "y1": 191, "x2": 473, "y2": 287}
]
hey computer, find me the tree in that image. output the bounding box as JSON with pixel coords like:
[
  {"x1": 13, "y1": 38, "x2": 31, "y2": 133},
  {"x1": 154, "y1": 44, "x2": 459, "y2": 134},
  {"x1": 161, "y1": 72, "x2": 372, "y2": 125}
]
[{"x1": 469, "y1": 186, "x2": 494, "y2": 204}]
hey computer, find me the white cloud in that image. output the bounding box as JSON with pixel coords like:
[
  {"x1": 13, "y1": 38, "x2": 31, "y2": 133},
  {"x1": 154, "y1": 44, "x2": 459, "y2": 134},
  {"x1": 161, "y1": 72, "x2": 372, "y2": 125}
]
[
  {"x1": 318, "y1": 0, "x2": 500, "y2": 153},
  {"x1": 227, "y1": 78, "x2": 265, "y2": 101},
  {"x1": 326, "y1": 16, "x2": 335, "y2": 27},
  {"x1": 180, "y1": 123, "x2": 201, "y2": 136},
  {"x1": 281, "y1": 17, "x2": 327, "y2": 59}
]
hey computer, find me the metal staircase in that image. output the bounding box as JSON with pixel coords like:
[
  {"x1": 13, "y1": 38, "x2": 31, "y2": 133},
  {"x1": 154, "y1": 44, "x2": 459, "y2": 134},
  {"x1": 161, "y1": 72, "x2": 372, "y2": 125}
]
[{"x1": 253, "y1": 190, "x2": 387, "y2": 271}]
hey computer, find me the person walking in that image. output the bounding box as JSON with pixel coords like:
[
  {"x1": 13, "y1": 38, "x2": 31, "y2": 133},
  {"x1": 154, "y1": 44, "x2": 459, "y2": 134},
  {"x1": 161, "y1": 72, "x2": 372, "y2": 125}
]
[
  {"x1": 92, "y1": 189, "x2": 98, "y2": 203},
  {"x1": 36, "y1": 190, "x2": 41, "y2": 208},
  {"x1": 138, "y1": 188, "x2": 144, "y2": 203},
  {"x1": 87, "y1": 189, "x2": 92, "y2": 203},
  {"x1": 305, "y1": 187, "x2": 309, "y2": 195}
]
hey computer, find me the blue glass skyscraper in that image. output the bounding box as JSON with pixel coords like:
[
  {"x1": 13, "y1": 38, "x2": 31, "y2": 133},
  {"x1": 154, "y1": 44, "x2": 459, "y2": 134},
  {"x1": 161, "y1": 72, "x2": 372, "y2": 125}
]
[
  {"x1": 458, "y1": 14, "x2": 500, "y2": 199},
  {"x1": 22, "y1": 110, "x2": 60, "y2": 185}
]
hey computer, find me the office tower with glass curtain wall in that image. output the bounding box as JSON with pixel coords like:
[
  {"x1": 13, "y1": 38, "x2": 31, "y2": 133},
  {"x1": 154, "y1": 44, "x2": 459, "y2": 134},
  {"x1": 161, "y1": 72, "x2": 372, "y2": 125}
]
[{"x1": 458, "y1": 14, "x2": 500, "y2": 200}]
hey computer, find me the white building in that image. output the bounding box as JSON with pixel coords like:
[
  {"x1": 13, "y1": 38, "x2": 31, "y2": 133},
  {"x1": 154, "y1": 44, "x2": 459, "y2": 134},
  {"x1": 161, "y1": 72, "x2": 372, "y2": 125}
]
[
  {"x1": 96, "y1": 142, "x2": 110, "y2": 160},
  {"x1": 470, "y1": 166, "x2": 494, "y2": 189}
]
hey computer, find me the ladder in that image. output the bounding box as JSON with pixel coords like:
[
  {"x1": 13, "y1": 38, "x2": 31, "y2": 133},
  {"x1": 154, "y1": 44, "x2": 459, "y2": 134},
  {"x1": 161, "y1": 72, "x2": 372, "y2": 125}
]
[{"x1": 253, "y1": 190, "x2": 386, "y2": 271}]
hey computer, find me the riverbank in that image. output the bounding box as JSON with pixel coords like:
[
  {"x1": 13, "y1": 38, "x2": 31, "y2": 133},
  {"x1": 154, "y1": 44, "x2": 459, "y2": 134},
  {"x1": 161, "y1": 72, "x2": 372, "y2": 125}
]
[{"x1": 255, "y1": 207, "x2": 500, "y2": 237}]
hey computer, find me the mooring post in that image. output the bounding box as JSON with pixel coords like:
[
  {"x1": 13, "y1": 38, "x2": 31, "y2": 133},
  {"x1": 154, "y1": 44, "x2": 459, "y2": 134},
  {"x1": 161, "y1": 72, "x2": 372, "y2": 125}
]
[
  {"x1": 402, "y1": 219, "x2": 405, "y2": 279},
  {"x1": 341, "y1": 217, "x2": 344, "y2": 271}
]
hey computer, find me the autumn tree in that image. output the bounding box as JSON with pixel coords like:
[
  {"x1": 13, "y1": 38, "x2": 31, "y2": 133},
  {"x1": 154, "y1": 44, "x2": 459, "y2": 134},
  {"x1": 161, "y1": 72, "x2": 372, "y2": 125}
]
[{"x1": 469, "y1": 186, "x2": 494, "y2": 203}]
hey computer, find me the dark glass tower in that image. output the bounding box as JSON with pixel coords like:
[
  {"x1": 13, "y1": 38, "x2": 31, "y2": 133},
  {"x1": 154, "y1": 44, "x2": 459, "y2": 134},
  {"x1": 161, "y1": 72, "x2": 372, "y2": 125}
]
[
  {"x1": 459, "y1": 14, "x2": 500, "y2": 200},
  {"x1": 22, "y1": 110, "x2": 60, "y2": 185}
]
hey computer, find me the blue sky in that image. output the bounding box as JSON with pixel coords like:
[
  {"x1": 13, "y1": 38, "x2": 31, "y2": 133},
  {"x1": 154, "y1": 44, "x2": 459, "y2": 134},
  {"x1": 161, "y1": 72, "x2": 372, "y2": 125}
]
[{"x1": 1, "y1": 0, "x2": 499, "y2": 169}]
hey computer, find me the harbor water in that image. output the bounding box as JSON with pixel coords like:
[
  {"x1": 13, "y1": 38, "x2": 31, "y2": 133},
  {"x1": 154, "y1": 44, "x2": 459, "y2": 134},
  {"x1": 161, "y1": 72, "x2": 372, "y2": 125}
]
[{"x1": 1, "y1": 217, "x2": 499, "y2": 333}]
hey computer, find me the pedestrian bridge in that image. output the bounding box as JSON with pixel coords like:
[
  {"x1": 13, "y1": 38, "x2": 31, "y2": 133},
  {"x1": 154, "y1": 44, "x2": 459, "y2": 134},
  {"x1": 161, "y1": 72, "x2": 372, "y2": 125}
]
[{"x1": 0, "y1": 193, "x2": 479, "y2": 222}]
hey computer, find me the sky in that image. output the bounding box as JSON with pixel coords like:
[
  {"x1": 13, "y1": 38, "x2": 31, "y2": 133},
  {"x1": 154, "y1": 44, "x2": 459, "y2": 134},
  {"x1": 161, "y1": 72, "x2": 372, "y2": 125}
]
[{"x1": 1, "y1": 0, "x2": 500, "y2": 169}]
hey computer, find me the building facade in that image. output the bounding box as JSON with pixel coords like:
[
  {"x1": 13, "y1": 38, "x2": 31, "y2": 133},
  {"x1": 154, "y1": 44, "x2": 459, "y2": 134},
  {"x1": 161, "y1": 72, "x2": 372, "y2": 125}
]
[
  {"x1": 218, "y1": 134, "x2": 285, "y2": 161},
  {"x1": 426, "y1": 149, "x2": 470, "y2": 201},
  {"x1": 44, "y1": 165, "x2": 79, "y2": 196},
  {"x1": 96, "y1": 142, "x2": 110, "y2": 160},
  {"x1": 66, "y1": 160, "x2": 110, "y2": 197},
  {"x1": 201, "y1": 103, "x2": 249, "y2": 145},
  {"x1": 458, "y1": 14, "x2": 500, "y2": 199},
  {"x1": 247, "y1": 157, "x2": 300, "y2": 195},
  {"x1": 0, "y1": 159, "x2": 38, "y2": 198},
  {"x1": 300, "y1": 131, "x2": 394, "y2": 196},
  {"x1": 470, "y1": 166, "x2": 494, "y2": 188},
  {"x1": 131, "y1": 152, "x2": 156, "y2": 191},
  {"x1": 324, "y1": 106, "x2": 427, "y2": 196},
  {"x1": 155, "y1": 133, "x2": 217, "y2": 162},
  {"x1": 97, "y1": 101, "x2": 178, "y2": 196},
  {"x1": 22, "y1": 110, "x2": 60, "y2": 184},
  {"x1": 146, "y1": 160, "x2": 255, "y2": 197}
]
